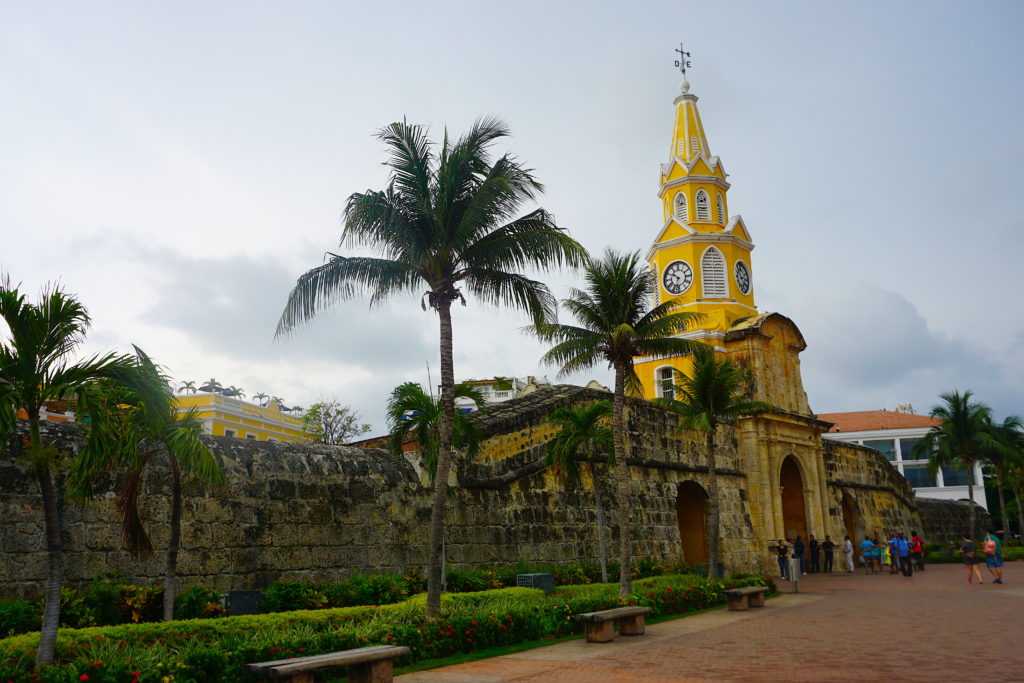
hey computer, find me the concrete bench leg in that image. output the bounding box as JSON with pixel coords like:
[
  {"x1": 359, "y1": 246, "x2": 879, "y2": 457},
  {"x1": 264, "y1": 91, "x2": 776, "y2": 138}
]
[
  {"x1": 618, "y1": 614, "x2": 646, "y2": 636},
  {"x1": 748, "y1": 592, "x2": 766, "y2": 608},
  {"x1": 349, "y1": 660, "x2": 396, "y2": 683},
  {"x1": 726, "y1": 594, "x2": 749, "y2": 611},
  {"x1": 584, "y1": 620, "x2": 617, "y2": 643}
]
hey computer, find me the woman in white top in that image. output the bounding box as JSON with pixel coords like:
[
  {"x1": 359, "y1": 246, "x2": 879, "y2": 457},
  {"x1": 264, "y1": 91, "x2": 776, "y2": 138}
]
[{"x1": 843, "y1": 535, "x2": 855, "y2": 573}]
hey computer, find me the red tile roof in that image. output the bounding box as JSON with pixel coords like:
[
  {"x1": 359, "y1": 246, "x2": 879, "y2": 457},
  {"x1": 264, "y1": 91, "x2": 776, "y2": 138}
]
[{"x1": 817, "y1": 410, "x2": 942, "y2": 433}]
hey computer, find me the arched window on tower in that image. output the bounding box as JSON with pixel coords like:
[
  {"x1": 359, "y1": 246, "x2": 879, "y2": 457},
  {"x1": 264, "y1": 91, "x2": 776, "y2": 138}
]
[
  {"x1": 717, "y1": 194, "x2": 725, "y2": 224},
  {"x1": 695, "y1": 190, "x2": 710, "y2": 221},
  {"x1": 674, "y1": 192, "x2": 688, "y2": 221},
  {"x1": 701, "y1": 247, "x2": 728, "y2": 298},
  {"x1": 657, "y1": 366, "x2": 675, "y2": 400}
]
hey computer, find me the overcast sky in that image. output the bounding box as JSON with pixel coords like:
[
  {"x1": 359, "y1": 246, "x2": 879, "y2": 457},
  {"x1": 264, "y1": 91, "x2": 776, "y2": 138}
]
[{"x1": 2, "y1": 1, "x2": 1022, "y2": 433}]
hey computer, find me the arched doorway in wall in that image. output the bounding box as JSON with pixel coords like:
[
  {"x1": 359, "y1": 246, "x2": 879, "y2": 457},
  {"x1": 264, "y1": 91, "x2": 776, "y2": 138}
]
[
  {"x1": 841, "y1": 493, "x2": 860, "y2": 567},
  {"x1": 780, "y1": 456, "x2": 808, "y2": 542},
  {"x1": 676, "y1": 481, "x2": 709, "y2": 565}
]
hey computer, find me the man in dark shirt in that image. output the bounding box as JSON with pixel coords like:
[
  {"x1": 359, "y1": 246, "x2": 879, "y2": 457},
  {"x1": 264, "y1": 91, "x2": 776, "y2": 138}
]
[
  {"x1": 793, "y1": 535, "x2": 807, "y2": 575},
  {"x1": 776, "y1": 539, "x2": 789, "y2": 580},
  {"x1": 809, "y1": 535, "x2": 821, "y2": 573},
  {"x1": 822, "y1": 535, "x2": 835, "y2": 573}
]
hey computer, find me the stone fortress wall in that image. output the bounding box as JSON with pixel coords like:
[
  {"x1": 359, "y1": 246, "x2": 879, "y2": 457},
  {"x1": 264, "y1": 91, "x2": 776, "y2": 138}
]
[{"x1": 1, "y1": 376, "x2": 932, "y2": 599}]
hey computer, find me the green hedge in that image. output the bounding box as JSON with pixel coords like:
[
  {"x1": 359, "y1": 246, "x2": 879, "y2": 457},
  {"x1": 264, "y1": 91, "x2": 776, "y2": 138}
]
[
  {"x1": 924, "y1": 545, "x2": 1024, "y2": 564},
  {"x1": 0, "y1": 574, "x2": 774, "y2": 682}
]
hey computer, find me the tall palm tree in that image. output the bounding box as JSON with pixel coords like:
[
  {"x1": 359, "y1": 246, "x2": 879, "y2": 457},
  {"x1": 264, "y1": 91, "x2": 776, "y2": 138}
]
[
  {"x1": 385, "y1": 382, "x2": 485, "y2": 483},
  {"x1": 547, "y1": 401, "x2": 614, "y2": 582},
  {"x1": 178, "y1": 380, "x2": 197, "y2": 394},
  {"x1": 984, "y1": 414, "x2": 1024, "y2": 536},
  {"x1": 530, "y1": 249, "x2": 705, "y2": 596},
  {"x1": 253, "y1": 392, "x2": 269, "y2": 407},
  {"x1": 68, "y1": 352, "x2": 225, "y2": 621},
  {"x1": 0, "y1": 281, "x2": 164, "y2": 667},
  {"x1": 200, "y1": 378, "x2": 222, "y2": 394},
  {"x1": 276, "y1": 118, "x2": 584, "y2": 616},
  {"x1": 913, "y1": 390, "x2": 996, "y2": 537},
  {"x1": 657, "y1": 346, "x2": 774, "y2": 578},
  {"x1": 224, "y1": 385, "x2": 245, "y2": 399},
  {"x1": 1008, "y1": 461, "x2": 1024, "y2": 542}
]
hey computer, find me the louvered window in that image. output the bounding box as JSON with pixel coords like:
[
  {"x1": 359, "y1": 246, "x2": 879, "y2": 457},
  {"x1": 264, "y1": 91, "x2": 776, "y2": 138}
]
[
  {"x1": 695, "y1": 190, "x2": 710, "y2": 221},
  {"x1": 657, "y1": 367, "x2": 675, "y2": 400},
  {"x1": 674, "y1": 192, "x2": 688, "y2": 220},
  {"x1": 649, "y1": 268, "x2": 659, "y2": 305},
  {"x1": 717, "y1": 194, "x2": 725, "y2": 224},
  {"x1": 701, "y1": 247, "x2": 728, "y2": 298},
  {"x1": 691, "y1": 135, "x2": 700, "y2": 157},
  {"x1": 677, "y1": 139, "x2": 686, "y2": 156}
]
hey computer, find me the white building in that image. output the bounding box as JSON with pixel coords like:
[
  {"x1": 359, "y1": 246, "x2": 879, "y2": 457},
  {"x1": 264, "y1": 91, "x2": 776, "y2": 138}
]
[{"x1": 819, "y1": 407, "x2": 988, "y2": 510}]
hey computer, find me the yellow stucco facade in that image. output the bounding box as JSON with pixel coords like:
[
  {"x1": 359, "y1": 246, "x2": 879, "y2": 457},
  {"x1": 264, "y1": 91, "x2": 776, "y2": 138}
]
[{"x1": 174, "y1": 393, "x2": 312, "y2": 443}]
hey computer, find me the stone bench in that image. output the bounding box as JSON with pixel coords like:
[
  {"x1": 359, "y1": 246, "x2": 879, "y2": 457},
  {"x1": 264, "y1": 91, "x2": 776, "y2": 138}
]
[
  {"x1": 247, "y1": 644, "x2": 410, "y2": 683},
  {"x1": 724, "y1": 585, "x2": 769, "y2": 611},
  {"x1": 574, "y1": 605, "x2": 653, "y2": 642}
]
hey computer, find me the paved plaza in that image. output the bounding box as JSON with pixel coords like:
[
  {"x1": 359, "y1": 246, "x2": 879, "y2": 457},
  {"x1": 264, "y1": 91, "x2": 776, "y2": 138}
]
[{"x1": 398, "y1": 563, "x2": 1024, "y2": 681}]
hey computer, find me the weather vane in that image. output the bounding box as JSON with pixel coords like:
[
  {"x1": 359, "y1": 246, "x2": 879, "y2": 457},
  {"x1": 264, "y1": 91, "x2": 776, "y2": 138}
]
[{"x1": 674, "y1": 43, "x2": 691, "y2": 75}]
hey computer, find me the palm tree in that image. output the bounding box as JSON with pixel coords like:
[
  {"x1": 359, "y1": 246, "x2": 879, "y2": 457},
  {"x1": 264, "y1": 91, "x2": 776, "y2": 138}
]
[
  {"x1": 200, "y1": 378, "x2": 222, "y2": 394},
  {"x1": 1008, "y1": 461, "x2": 1024, "y2": 542},
  {"x1": 385, "y1": 382, "x2": 485, "y2": 482},
  {"x1": 913, "y1": 390, "x2": 997, "y2": 537},
  {"x1": 530, "y1": 249, "x2": 705, "y2": 596},
  {"x1": 178, "y1": 380, "x2": 197, "y2": 394},
  {"x1": 547, "y1": 401, "x2": 614, "y2": 582},
  {"x1": 276, "y1": 118, "x2": 585, "y2": 616},
  {"x1": 68, "y1": 352, "x2": 225, "y2": 621},
  {"x1": 657, "y1": 346, "x2": 774, "y2": 578},
  {"x1": 224, "y1": 385, "x2": 245, "y2": 399},
  {"x1": 253, "y1": 392, "x2": 269, "y2": 407},
  {"x1": 984, "y1": 414, "x2": 1024, "y2": 536},
  {"x1": 0, "y1": 281, "x2": 164, "y2": 667},
  {"x1": 270, "y1": 396, "x2": 285, "y2": 410}
]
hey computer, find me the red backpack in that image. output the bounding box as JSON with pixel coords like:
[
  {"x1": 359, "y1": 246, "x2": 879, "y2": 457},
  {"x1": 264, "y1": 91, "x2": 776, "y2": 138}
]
[{"x1": 983, "y1": 538, "x2": 997, "y2": 554}]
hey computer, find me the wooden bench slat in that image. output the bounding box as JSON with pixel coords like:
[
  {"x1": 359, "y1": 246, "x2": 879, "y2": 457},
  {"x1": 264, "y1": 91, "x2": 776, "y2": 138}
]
[{"x1": 247, "y1": 645, "x2": 409, "y2": 676}]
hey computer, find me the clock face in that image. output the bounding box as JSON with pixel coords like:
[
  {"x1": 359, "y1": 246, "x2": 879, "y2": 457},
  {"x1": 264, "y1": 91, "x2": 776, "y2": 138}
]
[
  {"x1": 734, "y1": 261, "x2": 751, "y2": 295},
  {"x1": 662, "y1": 260, "x2": 693, "y2": 295}
]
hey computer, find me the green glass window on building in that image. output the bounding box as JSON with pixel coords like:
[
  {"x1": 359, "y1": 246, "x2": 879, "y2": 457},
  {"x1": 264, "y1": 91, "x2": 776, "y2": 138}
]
[{"x1": 864, "y1": 439, "x2": 896, "y2": 461}]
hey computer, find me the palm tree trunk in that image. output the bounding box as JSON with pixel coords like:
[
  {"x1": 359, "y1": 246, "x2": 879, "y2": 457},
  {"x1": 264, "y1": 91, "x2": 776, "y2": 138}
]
[
  {"x1": 589, "y1": 461, "x2": 609, "y2": 583},
  {"x1": 1013, "y1": 482, "x2": 1024, "y2": 541},
  {"x1": 612, "y1": 363, "x2": 632, "y2": 597},
  {"x1": 706, "y1": 429, "x2": 721, "y2": 579},
  {"x1": 426, "y1": 302, "x2": 455, "y2": 619},
  {"x1": 966, "y1": 456, "x2": 976, "y2": 538},
  {"x1": 995, "y1": 469, "x2": 1007, "y2": 537},
  {"x1": 163, "y1": 458, "x2": 183, "y2": 621},
  {"x1": 31, "y1": 417, "x2": 62, "y2": 669}
]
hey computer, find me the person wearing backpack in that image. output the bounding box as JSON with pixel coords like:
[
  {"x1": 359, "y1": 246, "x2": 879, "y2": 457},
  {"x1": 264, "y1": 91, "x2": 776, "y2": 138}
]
[
  {"x1": 982, "y1": 530, "x2": 1004, "y2": 584},
  {"x1": 894, "y1": 530, "x2": 912, "y2": 577}
]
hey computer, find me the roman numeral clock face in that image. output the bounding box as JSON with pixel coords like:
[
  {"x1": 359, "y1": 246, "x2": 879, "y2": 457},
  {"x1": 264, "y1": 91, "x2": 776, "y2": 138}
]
[
  {"x1": 734, "y1": 261, "x2": 751, "y2": 295},
  {"x1": 663, "y1": 260, "x2": 693, "y2": 295}
]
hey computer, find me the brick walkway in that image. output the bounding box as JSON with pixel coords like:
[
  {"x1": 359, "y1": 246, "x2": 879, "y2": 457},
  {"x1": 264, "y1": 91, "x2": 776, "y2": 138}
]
[{"x1": 397, "y1": 563, "x2": 1024, "y2": 681}]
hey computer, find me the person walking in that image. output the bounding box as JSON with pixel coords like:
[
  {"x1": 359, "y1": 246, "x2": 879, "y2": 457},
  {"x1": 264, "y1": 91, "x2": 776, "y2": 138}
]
[
  {"x1": 860, "y1": 536, "x2": 876, "y2": 574},
  {"x1": 982, "y1": 530, "x2": 1004, "y2": 584},
  {"x1": 911, "y1": 530, "x2": 925, "y2": 571},
  {"x1": 776, "y1": 539, "x2": 790, "y2": 580},
  {"x1": 887, "y1": 532, "x2": 900, "y2": 574},
  {"x1": 843, "y1": 535, "x2": 855, "y2": 573},
  {"x1": 809, "y1": 534, "x2": 821, "y2": 574},
  {"x1": 962, "y1": 534, "x2": 984, "y2": 584},
  {"x1": 793, "y1": 535, "x2": 807, "y2": 576},
  {"x1": 822, "y1": 535, "x2": 835, "y2": 574},
  {"x1": 894, "y1": 530, "x2": 912, "y2": 577}
]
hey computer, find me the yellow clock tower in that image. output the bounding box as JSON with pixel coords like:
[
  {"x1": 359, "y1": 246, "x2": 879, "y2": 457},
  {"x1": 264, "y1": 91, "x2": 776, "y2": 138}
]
[{"x1": 635, "y1": 63, "x2": 758, "y2": 399}]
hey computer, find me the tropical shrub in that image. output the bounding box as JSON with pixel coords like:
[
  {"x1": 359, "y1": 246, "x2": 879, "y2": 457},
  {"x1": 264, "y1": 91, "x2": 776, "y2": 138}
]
[{"x1": 0, "y1": 575, "x2": 770, "y2": 682}]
